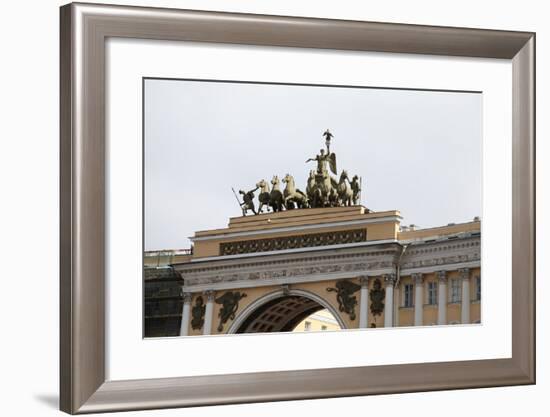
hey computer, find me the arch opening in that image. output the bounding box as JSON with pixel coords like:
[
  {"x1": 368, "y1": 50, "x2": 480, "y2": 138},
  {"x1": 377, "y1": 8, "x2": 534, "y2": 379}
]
[{"x1": 229, "y1": 289, "x2": 346, "y2": 334}]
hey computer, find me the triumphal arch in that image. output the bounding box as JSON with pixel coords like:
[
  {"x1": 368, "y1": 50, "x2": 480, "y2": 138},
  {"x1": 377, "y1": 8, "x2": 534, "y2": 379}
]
[{"x1": 144, "y1": 131, "x2": 481, "y2": 337}]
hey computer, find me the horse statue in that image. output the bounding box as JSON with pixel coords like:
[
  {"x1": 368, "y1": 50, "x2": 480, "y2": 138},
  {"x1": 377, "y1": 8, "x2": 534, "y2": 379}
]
[
  {"x1": 306, "y1": 170, "x2": 322, "y2": 208},
  {"x1": 328, "y1": 183, "x2": 339, "y2": 207},
  {"x1": 256, "y1": 179, "x2": 271, "y2": 213},
  {"x1": 282, "y1": 174, "x2": 309, "y2": 209},
  {"x1": 305, "y1": 169, "x2": 338, "y2": 208},
  {"x1": 337, "y1": 170, "x2": 353, "y2": 206},
  {"x1": 270, "y1": 175, "x2": 285, "y2": 212},
  {"x1": 317, "y1": 170, "x2": 339, "y2": 207}
]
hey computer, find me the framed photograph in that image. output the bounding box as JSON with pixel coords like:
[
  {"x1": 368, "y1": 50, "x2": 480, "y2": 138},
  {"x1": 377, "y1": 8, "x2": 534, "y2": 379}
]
[{"x1": 60, "y1": 2, "x2": 535, "y2": 414}]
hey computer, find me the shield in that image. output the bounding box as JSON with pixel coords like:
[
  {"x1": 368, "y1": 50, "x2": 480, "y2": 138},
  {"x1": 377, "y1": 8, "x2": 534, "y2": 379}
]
[{"x1": 328, "y1": 153, "x2": 337, "y2": 175}]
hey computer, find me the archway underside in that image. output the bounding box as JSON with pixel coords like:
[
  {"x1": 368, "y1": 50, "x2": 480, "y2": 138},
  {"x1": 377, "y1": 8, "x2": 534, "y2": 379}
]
[{"x1": 236, "y1": 295, "x2": 326, "y2": 333}]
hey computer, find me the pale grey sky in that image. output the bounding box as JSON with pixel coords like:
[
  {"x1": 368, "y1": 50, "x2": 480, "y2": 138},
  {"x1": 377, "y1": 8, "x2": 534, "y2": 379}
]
[{"x1": 144, "y1": 79, "x2": 481, "y2": 251}]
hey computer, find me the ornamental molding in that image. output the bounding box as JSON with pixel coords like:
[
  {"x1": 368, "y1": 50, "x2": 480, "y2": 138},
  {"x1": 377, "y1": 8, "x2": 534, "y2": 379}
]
[
  {"x1": 191, "y1": 216, "x2": 401, "y2": 242},
  {"x1": 400, "y1": 237, "x2": 480, "y2": 270},
  {"x1": 400, "y1": 260, "x2": 480, "y2": 276},
  {"x1": 403, "y1": 238, "x2": 479, "y2": 256},
  {"x1": 178, "y1": 246, "x2": 400, "y2": 274},
  {"x1": 188, "y1": 239, "x2": 398, "y2": 264},
  {"x1": 219, "y1": 228, "x2": 366, "y2": 256},
  {"x1": 178, "y1": 247, "x2": 399, "y2": 287},
  {"x1": 176, "y1": 235, "x2": 480, "y2": 291}
]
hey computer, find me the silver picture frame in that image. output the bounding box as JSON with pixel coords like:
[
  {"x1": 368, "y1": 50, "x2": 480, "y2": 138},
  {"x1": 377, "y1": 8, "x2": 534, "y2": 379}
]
[{"x1": 60, "y1": 2, "x2": 535, "y2": 414}]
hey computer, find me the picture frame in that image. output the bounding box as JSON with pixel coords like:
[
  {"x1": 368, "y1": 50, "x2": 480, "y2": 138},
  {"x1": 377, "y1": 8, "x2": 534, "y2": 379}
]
[{"x1": 60, "y1": 2, "x2": 535, "y2": 414}]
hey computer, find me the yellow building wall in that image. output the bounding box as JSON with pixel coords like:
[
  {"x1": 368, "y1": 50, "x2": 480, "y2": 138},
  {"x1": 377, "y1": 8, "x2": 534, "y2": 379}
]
[
  {"x1": 293, "y1": 309, "x2": 341, "y2": 332},
  {"x1": 399, "y1": 220, "x2": 480, "y2": 240},
  {"x1": 394, "y1": 268, "x2": 482, "y2": 327},
  {"x1": 423, "y1": 305, "x2": 439, "y2": 326},
  {"x1": 398, "y1": 308, "x2": 414, "y2": 326}
]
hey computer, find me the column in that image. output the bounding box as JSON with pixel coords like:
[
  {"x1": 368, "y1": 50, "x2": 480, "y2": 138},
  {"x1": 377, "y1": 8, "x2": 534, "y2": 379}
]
[
  {"x1": 384, "y1": 274, "x2": 396, "y2": 328},
  {"x1": 393, "y1": 282, "x2": 400, "y2": 327},
  {"x1": 437, "y1": 271, "x2": 447, "y2": 325},
  {"x1": 203, "y1": 290, "x2": 215, "y2": 335},
  {"x1": 412, "y1": 273, "x2": 424, "y2": 326},
  {"x1": 359, "y1": 276, "x2": 369, "y2": 329},
  {"x1": 179, "y1": 292, "x2": 192, "y2": 336},
  {"x1": 460, "y1": 268, "x2": 471, "y2": 324}
]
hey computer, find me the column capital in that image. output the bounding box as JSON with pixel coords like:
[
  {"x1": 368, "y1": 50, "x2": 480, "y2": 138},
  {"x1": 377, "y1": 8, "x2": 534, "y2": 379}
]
[
  {"x1": 459, "y1": 268, "x2": 471, "y2": 280},
  {"x1": 383, "y1": 273, "x2": 396, "y2": 287},
  {"x1": 204, "y1": 290, "x2": 216, "y2": 302},
  {"x1": 436, "y1": 270, "x2": 447, "y2": 283},
  {"x1": 411, "y1": 273, "x2": 424, "y2": 284},
  {"x1": 359, "y1": 276, "x2": 370, "y2": 287},
  {"x1": 182, "y1": 292, "x2": 193, "y2": 303}
]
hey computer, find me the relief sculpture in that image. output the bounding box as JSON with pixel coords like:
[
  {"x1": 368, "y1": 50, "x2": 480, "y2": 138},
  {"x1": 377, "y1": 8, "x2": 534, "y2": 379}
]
[
  {"x1": 215, "y1": 291, "x2": 247, "y2": 332},
  {"x1": 326, "y1": 279, "x2": 362, "y2": 320}
]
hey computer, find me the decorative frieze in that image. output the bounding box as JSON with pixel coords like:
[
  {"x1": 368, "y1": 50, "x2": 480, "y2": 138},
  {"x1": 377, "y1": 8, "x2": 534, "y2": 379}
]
[
  {"x1": 175, "y1": 235, "x2": 480, "y2": 290},
  {"x1": 219, "y1": 228, "x2": 367, "y2": 256},
  {"x1": 400, "y1": 239, "x2": 480, "y2": 270},
  {"x1": 178, "y1": 249, "x2": 398, "y2": 287}
]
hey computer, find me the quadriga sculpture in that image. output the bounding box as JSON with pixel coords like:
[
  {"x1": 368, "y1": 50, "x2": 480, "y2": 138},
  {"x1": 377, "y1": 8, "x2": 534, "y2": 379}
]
[{"x1": 236, "y1": 130, "x2": 363, "y2": 215}]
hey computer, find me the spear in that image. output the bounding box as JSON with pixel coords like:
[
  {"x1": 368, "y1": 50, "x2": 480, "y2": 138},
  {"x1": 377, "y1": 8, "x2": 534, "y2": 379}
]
[{"x1": 231, "y1": 187, "x2": 242, "y2": 206}]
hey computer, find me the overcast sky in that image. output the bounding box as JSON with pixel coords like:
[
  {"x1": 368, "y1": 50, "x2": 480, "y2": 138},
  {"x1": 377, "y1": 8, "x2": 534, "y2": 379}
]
[{"x1": 144, "y1": 79, "x2": 481, "y2": 251}]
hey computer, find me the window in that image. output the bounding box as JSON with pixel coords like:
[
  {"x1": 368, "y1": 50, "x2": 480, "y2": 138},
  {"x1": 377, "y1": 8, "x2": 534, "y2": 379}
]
[
  {"x1": 475, "y1": 276, "x2": 481, "y2": 301},
  {"x1": 450, "y1": 279, "x2": 461, "y2": 303},
  {"x1": 304, "y1": 321, "x2": 311, "y2": 331},
  {"x1": 321, "y1": 325, "x2": 327, "y2": 331},
  {"x1": 427, "y1": 281, "x2": 437, "y2": 305},
  {"x1": 404, "y1": 284, "x2": 414, "y2": 307}
]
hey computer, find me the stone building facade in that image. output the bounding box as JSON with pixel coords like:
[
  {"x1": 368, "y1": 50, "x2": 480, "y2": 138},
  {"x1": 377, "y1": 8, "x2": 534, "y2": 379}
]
[{"x1": 144, "y1": 206, "x2": 481, "y2": 337}]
